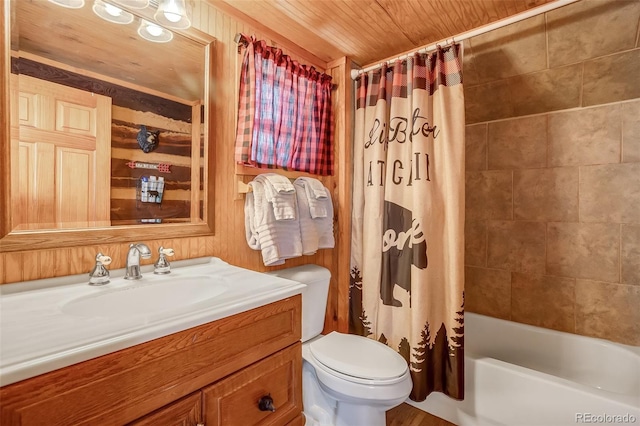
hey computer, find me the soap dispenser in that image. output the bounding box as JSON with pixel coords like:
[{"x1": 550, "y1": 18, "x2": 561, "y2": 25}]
[{"x1": 154, "y1": 246, "x2": 175, "y2": 274}]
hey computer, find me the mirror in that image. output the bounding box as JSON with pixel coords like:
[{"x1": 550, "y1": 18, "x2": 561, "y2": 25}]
[{"x1": 0, "y1": 0, "x2": 215, "y2": 252}]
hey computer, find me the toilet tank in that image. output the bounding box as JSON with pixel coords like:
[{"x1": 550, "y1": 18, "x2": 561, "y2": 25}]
[{"x1": 266, "y1": 265, "x2": 331, "y2": 342}]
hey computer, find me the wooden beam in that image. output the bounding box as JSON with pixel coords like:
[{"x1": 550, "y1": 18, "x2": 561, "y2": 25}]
[{"x1": 14, "y1": 57, "x2": 193, "y2": 122}]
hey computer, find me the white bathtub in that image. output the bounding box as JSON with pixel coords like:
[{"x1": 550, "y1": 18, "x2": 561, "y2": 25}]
[{"x1": 407, "y1": 312, "x2": 640, "y2": 426}]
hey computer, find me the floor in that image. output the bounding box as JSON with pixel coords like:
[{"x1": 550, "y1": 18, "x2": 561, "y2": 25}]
[{"x1": 386, "y1": 403, "x2": 456, "y2": 426}]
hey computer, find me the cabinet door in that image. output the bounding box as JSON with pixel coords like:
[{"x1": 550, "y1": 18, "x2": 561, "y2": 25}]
[
  {"x1": 203, "y1": 343, "x2": 302, "y2": 426},
  {"x1": 127, "y1": 392, "x2": 203, "y2": 426}
]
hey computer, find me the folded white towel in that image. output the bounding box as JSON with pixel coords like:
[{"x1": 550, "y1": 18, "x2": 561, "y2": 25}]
[
  {"x1": 261, "y1": 173, "x2": 295, "y2": 193},
  {"x1": 297, "y1": 176, "x2": 326, "y2": 199},
  {"x1": 317, "y1": 191, "x2": 335, "y2": 250},
  {"x1": 255, "y1": 173, "x2": 296, "y2": 220},
  {"x1": 244, "y1": 183, "x2": 261, "y2": 250},
  {"x1": 245, "y1": 179, "x2": 303, "y2": 266},
  {"x1": 294, "y1": 177, "x2": 329, "y2": 218},
  {"x1": 294, "y1": 181, "x2": 335, "y2": 254},
  {"x1": 295, "y1": 185, "x2": 320, "y2": 255}
]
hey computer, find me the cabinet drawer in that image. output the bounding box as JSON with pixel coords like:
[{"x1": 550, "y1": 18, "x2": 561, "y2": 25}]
[
  {"x1": 127, "y1": 392, "x2": 202, "y2": 426},
  {"x1": 203, "y1": 343, "x2": 302, "y2": 426}
]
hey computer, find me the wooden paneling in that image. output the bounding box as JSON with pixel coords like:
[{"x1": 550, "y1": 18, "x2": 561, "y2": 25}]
[
  {"x1": 110, "y1": 106, "x2": 193, "y2": 223},
  {"x1": 215, "y1": 0, "x2": 558, "y2": 67}
]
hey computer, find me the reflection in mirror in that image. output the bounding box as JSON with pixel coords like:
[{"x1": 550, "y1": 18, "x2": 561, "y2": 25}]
[{"x1": 9, "y1": 0, "x2": 210, "y2": 233}]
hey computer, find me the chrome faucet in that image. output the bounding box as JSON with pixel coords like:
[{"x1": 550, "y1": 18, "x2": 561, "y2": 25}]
[{"x1": 124, "y1": 243, "x2": 152, "y2": 280}]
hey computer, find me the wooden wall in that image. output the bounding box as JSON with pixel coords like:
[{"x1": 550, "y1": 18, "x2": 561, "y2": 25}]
[
  {"x1": 0, "y1": 2, "x2": 353, "y2": 333},
  {"x1": 110, "y1": 107, "x2": 194, "y2": 224}
]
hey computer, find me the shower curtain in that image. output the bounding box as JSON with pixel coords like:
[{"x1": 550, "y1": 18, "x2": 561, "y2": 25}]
[{"x1": 349, "y1": 44, "x2": 465, "y2": 401}]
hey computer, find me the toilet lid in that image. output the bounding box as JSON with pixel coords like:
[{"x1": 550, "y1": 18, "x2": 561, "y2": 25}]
[{"x1": 309, "y1": 332, "x2": 408, "y2": 380}]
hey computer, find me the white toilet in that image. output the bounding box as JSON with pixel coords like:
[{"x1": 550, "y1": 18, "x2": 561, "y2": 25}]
[{"x1": 268, "y1": 265, "x2": 412, "y2": 426}]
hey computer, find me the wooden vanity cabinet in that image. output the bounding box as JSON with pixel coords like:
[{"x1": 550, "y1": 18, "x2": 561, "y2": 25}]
[{"x1": 0, "y1": 296, "x2": 303, "y2": 426}]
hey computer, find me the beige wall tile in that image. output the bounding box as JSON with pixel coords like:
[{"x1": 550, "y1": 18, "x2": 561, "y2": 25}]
[
  {"x1": 465, "y1": 124, "x2": 487, "y2": 171},
  {"x1": 546, "y1": 0, "x2": 640, "y2": 68},
  {"x1": 547, "y1": 222, "x2": 619, "y2": 282},
  {"x1": 462, "y1": 40, "x2": 480, "y2": 87},
  {"x1": 508, "y1": 64, "x2": 582, "y2": 117},
  {"x1": 465, "y1": 266, "x2": 511, "y2": 320},
  {"x1": 622, "y1": 100, "x2": 640, "y2": 163},
  {"x1": 575, "y1": 280, "x2": 640, "y2": 345},
  {"x1": 583, "y1": 48, "x2": 640, "y2": 106},
  {"x1": 580, "y1": 163, "x2": 640, "y2": 224},
  {"x1": 513, "y1": 167, "x2": 578, "y2": 221},
  {"x1": 465, "y1": 81, "x2": 514, "y2": 124},
  {"x1": 465, "y1": 170, "x2": 513, "y2": 220},
  {"x1": 621, "y1": 225, "x2": 640, "y2": 285},
  {"x1": 511, "y1": 272, "x2": 576, "y2": 333},
  {"x1": 465, "y1": 220, "x2": 487, "y2": 267},
  {"x1": 466, "y1": 15, "x2": 546, "y2": 85},
  {"x1": 488, "y1": 115, "x2": 547, "y2": 170},
  {"x1": 487, "y1": 221, "x2": 546, "y2": 274},
  {"x1": 548, "y1": 104, "x2": 621, "y2": 166}
]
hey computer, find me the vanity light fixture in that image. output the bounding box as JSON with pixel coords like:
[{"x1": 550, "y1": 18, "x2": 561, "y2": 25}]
[
  {"x1": 48, "y1": 0, "x2": 86, "y2": 9},
  {"x1": 92, "y1": 0, "x2": 134, "y2": 24},
  {"x1": 137, "y1": 19, "x2": 173, "y2": 43},
  {"x1": 154, "y1": 0, "x2": 191, "y2": 29}
]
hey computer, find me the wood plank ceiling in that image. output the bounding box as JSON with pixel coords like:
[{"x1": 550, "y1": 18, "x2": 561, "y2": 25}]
[{"x1": 212, "y1": 0, "x2": 558, "y2": 67}]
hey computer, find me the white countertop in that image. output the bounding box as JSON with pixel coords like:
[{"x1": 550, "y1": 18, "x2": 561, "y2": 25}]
[{"x1": 0, "y1": 257, "x2": 305, "y2": 387}]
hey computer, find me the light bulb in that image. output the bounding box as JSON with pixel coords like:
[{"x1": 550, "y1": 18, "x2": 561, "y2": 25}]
[
  {"x1": 155, "y1": 0, "x2": 190, "y2": 29},
  {"x1": 104, "y1": 3, "x2": 122, "y2": 16},
  {"x1": 163, "y1": 0, "x2": 181, "y2": 23},
  {"x1": 146, "y1": 22, "x2": 163, "y2": 37},
  {"x1": 92, "y1": 0, "x2": 133, "y2": 24}
]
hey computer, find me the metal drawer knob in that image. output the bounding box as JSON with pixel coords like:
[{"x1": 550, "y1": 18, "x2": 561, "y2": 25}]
[{"x1": 258, "y1": 394, "x2": 276, "y2": 412}]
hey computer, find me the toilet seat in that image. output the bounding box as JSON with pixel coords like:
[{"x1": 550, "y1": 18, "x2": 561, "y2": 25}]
[{"x1": 308, "y1": 332, "x2": 409, "y2": 385}]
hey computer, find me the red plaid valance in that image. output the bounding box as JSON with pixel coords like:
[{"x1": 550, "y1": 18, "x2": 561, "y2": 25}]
[{"x1": 235, "y1": 35, "x2": 334, "y2": 176}]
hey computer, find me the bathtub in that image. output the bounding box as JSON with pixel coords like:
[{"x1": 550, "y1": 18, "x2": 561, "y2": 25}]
[{"x1": 407, "y1": 312, "x2": 640, "y2": 426}]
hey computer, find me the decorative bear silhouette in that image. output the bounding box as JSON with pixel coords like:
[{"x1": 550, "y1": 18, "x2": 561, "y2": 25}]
[
  {"x1": 137, "y1": 125, "x2": 160, "y2": 153},
  {"x1": 380, "y1": 200, "x2": 428, "y2": 307}
]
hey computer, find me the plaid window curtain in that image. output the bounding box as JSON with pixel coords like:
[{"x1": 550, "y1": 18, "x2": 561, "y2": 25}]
[{"x1": 235, "y1": 36, "x2": 334, "y2": 176}]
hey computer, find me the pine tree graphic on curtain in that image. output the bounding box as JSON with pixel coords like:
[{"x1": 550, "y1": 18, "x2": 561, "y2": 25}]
[{"x1": 349, "y1": 266, "x2": 371, "y2": 337}]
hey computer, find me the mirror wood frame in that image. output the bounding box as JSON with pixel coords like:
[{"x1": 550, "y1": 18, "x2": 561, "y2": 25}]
[{"x1": 0, "y1": 1, "x2": 216, "y2": 253}]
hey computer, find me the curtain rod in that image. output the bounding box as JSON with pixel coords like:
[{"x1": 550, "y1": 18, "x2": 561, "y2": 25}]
[{"x1": 350, "y1": 0, "x2": 579, "y2": 80}]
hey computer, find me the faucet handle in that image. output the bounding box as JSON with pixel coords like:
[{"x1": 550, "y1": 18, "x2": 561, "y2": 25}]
[
  {"x1": 160, "y1": 247, "x2": 175, "y2": 257},
  {"x1": 89, "y1": 252, "x2": 111, "y2": 286},
  {"x1": 154, "y1": 246, "x2": 174, "y2": 275}
]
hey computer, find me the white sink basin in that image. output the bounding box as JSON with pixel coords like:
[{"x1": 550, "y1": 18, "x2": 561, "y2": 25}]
[
  {"x1": 0, "y1": 256, "x2": 306, "y2": 387},
  {"x1": 60, "y1": 276, "x2": 227, "y2": 318}
]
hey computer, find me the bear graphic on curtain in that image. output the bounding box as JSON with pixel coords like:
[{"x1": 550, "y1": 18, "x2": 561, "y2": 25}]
[{"x1": 381, "y1": 200, "x2": 428, "y2": 308}]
